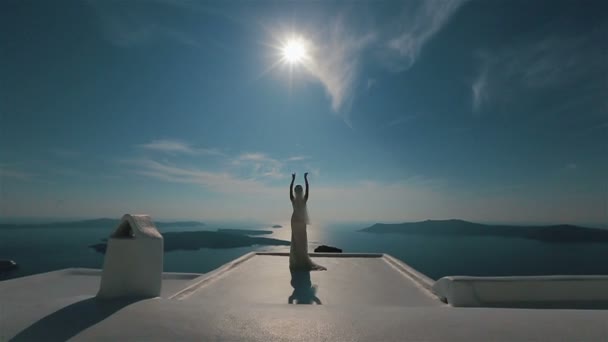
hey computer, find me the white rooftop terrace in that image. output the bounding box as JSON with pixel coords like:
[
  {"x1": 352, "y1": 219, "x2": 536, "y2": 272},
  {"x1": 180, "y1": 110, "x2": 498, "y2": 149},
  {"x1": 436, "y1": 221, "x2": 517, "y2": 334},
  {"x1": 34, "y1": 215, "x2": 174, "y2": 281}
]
[
  {"x1": 2, "y1": 252, "x2": 608, "y2": 341},
  {"x1": 3, "y1": 215, "x2": 608, "y2": 341}
]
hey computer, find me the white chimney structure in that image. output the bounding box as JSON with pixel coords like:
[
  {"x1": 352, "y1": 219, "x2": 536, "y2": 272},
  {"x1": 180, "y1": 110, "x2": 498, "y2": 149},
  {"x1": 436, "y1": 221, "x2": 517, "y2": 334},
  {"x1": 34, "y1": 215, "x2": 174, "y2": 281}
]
[{"x1": 97, "y1": 214, "x2": 164, "y2": 299}]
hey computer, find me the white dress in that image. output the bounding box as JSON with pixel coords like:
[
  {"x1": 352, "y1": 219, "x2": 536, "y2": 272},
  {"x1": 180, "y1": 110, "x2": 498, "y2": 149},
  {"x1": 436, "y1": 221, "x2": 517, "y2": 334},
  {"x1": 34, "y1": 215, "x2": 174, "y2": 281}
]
[{"x1": 290, "y1": 196, "x2": 326, "y2": 270}]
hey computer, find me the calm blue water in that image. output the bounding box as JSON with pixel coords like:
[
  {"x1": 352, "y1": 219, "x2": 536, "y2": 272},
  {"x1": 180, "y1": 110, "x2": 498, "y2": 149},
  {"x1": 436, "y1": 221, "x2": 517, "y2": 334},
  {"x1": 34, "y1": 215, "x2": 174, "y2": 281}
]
[{"x1": 2, "y1": 221, "x2": 608, "y2": 281}]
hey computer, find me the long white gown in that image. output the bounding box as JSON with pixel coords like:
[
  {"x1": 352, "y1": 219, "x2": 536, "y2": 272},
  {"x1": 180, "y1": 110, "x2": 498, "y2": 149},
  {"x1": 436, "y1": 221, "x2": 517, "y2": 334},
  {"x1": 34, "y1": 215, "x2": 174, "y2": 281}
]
[{"x1": 290, "y1": 195, "x2": 326, "y2": 270}]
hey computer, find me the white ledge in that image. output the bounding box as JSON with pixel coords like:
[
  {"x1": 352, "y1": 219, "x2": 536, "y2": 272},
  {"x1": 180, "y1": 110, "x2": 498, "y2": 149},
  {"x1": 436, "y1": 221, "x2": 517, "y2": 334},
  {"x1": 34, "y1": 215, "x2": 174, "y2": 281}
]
[{"x1": 433, "y1": 275, "x2": 608, "y2": 308}]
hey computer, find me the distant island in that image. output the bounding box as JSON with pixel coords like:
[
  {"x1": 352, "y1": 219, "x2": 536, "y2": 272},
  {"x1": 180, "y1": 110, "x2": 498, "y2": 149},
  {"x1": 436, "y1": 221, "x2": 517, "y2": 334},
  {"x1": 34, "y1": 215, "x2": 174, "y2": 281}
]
[
  {"x1": 90, "y1": 229, "x2": 289, "y2": 253},
  {"x1": 0, "y1": 218, "x2": 206, "y2": 230},
  {"x1": 157, "y1": 221, "x2": 206, "y2": 228},
  {"x1": 272, "y1": 225, "x2": 282, "y2": 228},
  {"x1": 360, "y1": 219, "x2": 608, "y2": 243},
  {"x1": 217, "y1": 229, "x2": 273, "y2": 236}
]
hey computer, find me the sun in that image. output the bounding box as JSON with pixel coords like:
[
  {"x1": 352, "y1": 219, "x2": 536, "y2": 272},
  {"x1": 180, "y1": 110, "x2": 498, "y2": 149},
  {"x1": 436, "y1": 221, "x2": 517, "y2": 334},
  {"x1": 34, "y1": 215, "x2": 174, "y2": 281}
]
[
  {"x1": 257, "y1": 32, "x2": 314, "y2": 80},
  {"x1": 281, "y1": 38, "x2": 308, "y2": 64}
]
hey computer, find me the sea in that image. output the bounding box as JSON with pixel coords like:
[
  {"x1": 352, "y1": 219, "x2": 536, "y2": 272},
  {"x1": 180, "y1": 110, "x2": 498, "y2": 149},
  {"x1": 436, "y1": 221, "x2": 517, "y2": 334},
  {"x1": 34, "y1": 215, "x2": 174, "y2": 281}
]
[{"x1": 2, "y1": 220, "x2": 608, "y2": 281}]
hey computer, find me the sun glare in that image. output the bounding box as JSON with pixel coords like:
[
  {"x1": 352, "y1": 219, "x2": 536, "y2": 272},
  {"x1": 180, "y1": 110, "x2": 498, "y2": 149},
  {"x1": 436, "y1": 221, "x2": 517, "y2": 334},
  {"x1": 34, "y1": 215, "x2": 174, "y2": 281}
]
[
  {"x1": 258, "y1": 33, "x2": 313, "y2": 80},
  {"x1": 282, "y1": 38, "x2": 307, "y2": 64}
]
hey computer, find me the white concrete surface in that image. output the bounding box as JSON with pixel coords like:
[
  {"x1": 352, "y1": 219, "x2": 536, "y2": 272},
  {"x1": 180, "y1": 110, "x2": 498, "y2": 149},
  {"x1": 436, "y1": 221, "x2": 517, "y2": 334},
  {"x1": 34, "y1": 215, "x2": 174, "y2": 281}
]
[
  {"x1": 0, "y1": 268, "x2": 202, "y2": 341},
  {"x1": 72, "y1": 301, "x2": 608, "y2": 341},
  {"x1": 97, "y1": 214, "x2": 164, "y2": 299},
  {"x1": 2, "y1": 253, "x2": 608, "y2": 341},
  {"x1": 434, "y1": 274, "x2": 608, "y2": 308},
  {"x1": 176, "y1": 253, "x2": 440, "y2": 307}
]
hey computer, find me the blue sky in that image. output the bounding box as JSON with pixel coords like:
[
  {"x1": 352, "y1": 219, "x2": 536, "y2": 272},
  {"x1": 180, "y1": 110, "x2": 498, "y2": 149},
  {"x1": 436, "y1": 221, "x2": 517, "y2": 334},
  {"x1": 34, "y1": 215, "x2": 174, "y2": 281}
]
[{"x1": 1, "y1": 0, "x2": 606, "y2": 225}]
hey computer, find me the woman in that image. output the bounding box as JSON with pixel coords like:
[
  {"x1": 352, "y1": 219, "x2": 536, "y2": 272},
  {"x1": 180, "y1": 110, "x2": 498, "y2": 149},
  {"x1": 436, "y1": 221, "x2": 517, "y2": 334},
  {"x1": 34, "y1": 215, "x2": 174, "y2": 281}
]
[{"x1": 289, "y1": 172, "x2": 326, "y2": 270}]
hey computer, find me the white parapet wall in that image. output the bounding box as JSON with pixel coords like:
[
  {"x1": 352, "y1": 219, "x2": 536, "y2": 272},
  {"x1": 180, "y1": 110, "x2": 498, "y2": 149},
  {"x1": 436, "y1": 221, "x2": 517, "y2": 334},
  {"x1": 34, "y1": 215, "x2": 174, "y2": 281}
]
[
  {"x1": 97, "y1": 214, "x2": 164, "y2": 299},
  {"x1": 433, "y1": 275, "x2": 608, "y2": 307}
]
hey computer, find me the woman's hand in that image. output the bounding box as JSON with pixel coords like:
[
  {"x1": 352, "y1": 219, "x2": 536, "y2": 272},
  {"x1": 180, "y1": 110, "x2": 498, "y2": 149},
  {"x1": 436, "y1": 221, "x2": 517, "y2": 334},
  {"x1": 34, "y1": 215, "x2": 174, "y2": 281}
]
[
  {"x1": 304, "y1": 172, "x2": 308, "y2": 178},
  {"x1": 292, "y1": 173, "x2": 296, "y2": 179}
]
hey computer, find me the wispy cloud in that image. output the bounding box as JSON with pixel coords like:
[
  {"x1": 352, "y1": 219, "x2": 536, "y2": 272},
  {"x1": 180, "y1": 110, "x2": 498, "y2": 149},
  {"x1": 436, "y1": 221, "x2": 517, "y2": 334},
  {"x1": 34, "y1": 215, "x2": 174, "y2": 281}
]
[
  {"x1": 0, "y1": 166, "x2": 35, "y2": 182},
  {"x1": 471, "y1": 67, "x2": 487, "y2": 113},
  {"x1": 138, "y1": 139, "x2": 222, "y2": 155},
  {"x1": 471, "y1": 32, "x2": 607, "y2": 112},
  {"x1": 366, "y1": 78, "x2": 376, "y2": 91},
  {"x1": 259, "y1": 167, "x2": 283, "y2": 179},
  {"x1": 0, "y1": 162, "x2": 55, "y2": 184},
  {"x1": 125, "y1": 143, "x2": 317, "y2": 195},
  {"x1": 139, "y1": 139, "x2": 196, "y2": 153},
  {"x1": 0, "y1": 161, "x2": 88, "y2": 184},
  {"x1": 305, "y1": 18, "x2": 375, "y2": 121},
  {"x1": 128, "y1": 159, "x2": 281, "y2": 196},
  {"x1": 514, "y1": 37, "x2": 601, "y2": 89},
  {"x1": 235, "y1": 153, "x2": 282, "y2": 169},
  {"x1": 0, "y1": 157, "x2": 102, "y2": 186},
  {"x1": 233, "y1": 153, "x2": 284, "y2": 179},
  {"x1": 385, "y1": 0, "x2": 469, "y2": 71},
  {"x1": 303, "y1": 1, "x2": 466, "y2": 122},
  {"x1": 286, "y1": 156, "x2": 310, "y2": 162},
  {"x1": 236, "y1": 153, "x2": 275, "y2": 163},
  {"x1": 122, "y1": 157, "x2": 452, "y2": 222},
  {"x1": 233, "y1": 153, "x2": 315, "y2": 179},
  {"x1": 385, "y1": 115, "x2": 417, "y2": 127},
  {"x1": 305, "y1": 165, "x2": 321, "y2": 177},
  {"x1": 137, "y1": 140, "x2": 287, "y2": 180}
]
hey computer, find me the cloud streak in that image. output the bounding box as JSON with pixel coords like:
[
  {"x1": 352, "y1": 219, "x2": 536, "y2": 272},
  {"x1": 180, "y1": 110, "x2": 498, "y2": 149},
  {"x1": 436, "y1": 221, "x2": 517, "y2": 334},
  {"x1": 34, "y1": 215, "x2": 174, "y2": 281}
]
[
  {"x1": 286, "y1": 156, "x2": 310, "y2": 162},
  {"x1": 136, "y1": 140, "x2": 313, "y2": 182},
  {"x1": 0, "y1": 163, "x2": 54, "y2": 184},
  {"x1": 124, "y1": 157, "x2": 453, "y2": 222},
  {"x1": 471, "y1": 67, "x2": 487, "y2": 112},
  {"x1": 305, "y1": 19, "x2": 375, "y2": 120},
  {"x1": 138, "y1": 139, "x2": 222, "y2": 155},
  {"x1": 300, "y1": 0, "x2": 467, "y2": 123},
  {"x1": 0, "y1": 167, "x2": 35, "y2": 182},
  {"x1": 236, "y1": 153, "x2": 277, "y2": 163},
  {"x1": 471, "y1": 32, "x2": 607, "y2": 112},
  {"x1": 129, "y1": 159, "x2": 280, "y2": 196},
  {"x1": 300, "y1": 0, "x2": 466, "y2": 121},
  {"x1": 385, "y1": 115, "x2": 417, "y2": 128},
  {"x1": 385, "y1": 0, "x2": 469, "y2": 71},
  {"x1": 232, "y1": 152, "x2": 285, "y2": 179}
]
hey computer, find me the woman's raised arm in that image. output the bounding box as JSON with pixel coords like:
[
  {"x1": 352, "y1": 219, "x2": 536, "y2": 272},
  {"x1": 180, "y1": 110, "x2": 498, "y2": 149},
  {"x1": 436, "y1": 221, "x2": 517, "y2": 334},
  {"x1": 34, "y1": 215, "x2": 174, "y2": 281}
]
[
  {"x1": 290, "y1": 173, "x2": 295, "y2": 201},
  {"x1": 304, "y1": 172, "x2": 309, "y2": 201}
]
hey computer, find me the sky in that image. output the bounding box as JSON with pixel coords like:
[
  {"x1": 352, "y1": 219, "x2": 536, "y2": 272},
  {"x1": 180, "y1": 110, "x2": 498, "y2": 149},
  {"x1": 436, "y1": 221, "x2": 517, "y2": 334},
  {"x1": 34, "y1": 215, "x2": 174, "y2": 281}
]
[{"x1": 1, "y1": 0, "x2": 606, "y2": 225}]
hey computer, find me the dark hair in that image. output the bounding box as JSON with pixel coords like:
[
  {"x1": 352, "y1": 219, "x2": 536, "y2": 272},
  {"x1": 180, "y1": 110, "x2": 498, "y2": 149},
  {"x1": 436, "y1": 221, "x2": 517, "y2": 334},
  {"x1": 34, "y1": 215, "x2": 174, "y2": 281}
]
[{"x1": 294, "y1": 185, "x2": 303, "y2": 193}]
